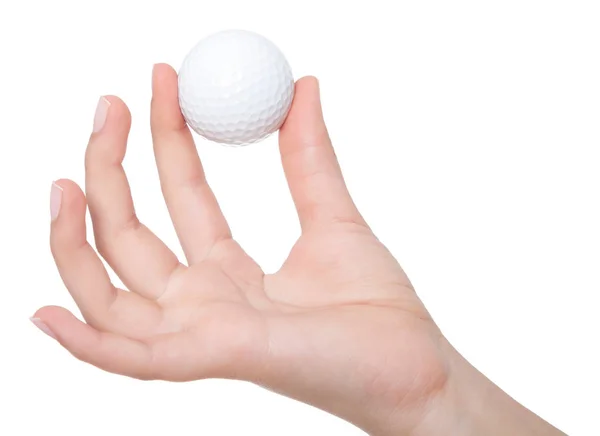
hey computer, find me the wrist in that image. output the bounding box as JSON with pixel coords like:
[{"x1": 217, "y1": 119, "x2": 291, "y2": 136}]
[{"x1": 409, "y1": 342, "x2": 565, "y2": 436}]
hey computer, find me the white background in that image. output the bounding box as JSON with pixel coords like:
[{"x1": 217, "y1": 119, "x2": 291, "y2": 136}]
[{"x1": 1, "y1": 1, "x2": 599, "y2": 434}]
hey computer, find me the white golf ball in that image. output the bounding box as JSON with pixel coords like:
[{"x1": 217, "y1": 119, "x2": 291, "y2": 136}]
[{"x1": 178, "y1": 30, "x2": 295, "y2": 146}]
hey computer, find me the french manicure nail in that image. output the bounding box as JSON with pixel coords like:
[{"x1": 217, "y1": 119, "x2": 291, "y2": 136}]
[
  {"x1": 30, "y1": 317, "x2": 57, "y2": 340},
  {"x1": 50, "y1": 182, "x2": 63, "y2": 221},
  {"x1": 93, "y1": 96, "x2": 111, "y2": 133}
]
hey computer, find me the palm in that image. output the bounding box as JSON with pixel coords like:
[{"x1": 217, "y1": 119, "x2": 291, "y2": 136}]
[
  {"x1": 152, "y1": 221, "x2": 444, "y2": 417},
  {"x1": 38, "y1": 65, "x2": 446, "y2": 432}
]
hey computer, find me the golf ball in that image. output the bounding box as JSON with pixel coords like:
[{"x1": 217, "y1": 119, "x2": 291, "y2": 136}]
[{"x1": 178, "y1": 30, "x2": 295, "y2": 146}]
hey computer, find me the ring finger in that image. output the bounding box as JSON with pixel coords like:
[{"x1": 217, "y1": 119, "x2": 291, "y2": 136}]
[{"x1": 85, "y1": 96, "x2": 182, "y2": 300}]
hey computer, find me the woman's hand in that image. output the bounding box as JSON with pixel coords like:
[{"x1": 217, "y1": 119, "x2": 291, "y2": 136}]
[{"x1": 34, "y1": 64, "x2": 564, "y2": 436}]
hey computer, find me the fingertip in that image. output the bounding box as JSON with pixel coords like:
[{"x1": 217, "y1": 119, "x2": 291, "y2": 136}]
[
  {"x1": 95, "y1": 95, "x2": 132, "y2": 130},
  {"x1": 152, "y1": 63, "x2": 178, "y2": 95},
  {"x1": 153, "y1": 62, "x2": 177, "y2": 75},
  {"x1": 31, "y1": 305, "x2": 81, "y2": 342},
  {"x1": 280, "y1": 75, "x2": 329, "y2": 153},
  {"x1": 51, "y1": 179, "x2": 86, "y2": 217},
  {"x1": 51, "y1": 178, "x2": 85, "y2": 214},
  {"x1": 295, "y1": 75, "x2": 321, "y2": 97},
  {"x1": 86, "y1": 95, "x2": 132, "y2": 169},
  {"x1": 31, "y1": 306, "x2": 105, "y2": 361},
  {"x1": 33, "y1": 306, "x2": 155, "y2": 380},
  {"x1": 101, "y1": 95, "x2": 129, "y2": 111},
  {"x1": 52, "y1": 178, "x2": 83, "y2": 195},
  {"x1": 32, "y1": 305, "x2": 73, "y2": 327},
  {"x1": 50, "y1": 179, "x2": 87, "y2": 247},
  {"x1": 153, "y1": 62, "x2": 177, "y2": 76},
  {"x1": 151, "y1": 63, "x2": 187, "y2": 132}
]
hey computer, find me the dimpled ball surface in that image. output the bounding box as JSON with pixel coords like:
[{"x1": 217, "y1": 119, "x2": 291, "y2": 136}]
[{"x1": 178, "y1": 30, "x2": 295, "y2": 146}]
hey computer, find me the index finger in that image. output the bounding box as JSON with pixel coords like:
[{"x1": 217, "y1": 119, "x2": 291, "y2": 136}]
[{"x1": 151, "y1": 64, "x2": 232, "y2": 264}]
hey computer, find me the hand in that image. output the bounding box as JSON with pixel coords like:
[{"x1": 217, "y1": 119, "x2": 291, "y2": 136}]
[{"x1": 34, "y1": 64, "x2": 564, "y2": 436}]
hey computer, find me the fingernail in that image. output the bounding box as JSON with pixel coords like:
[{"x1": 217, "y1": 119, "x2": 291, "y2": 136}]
[
  {"x1": 30, "y1": 317, "x2": 57, "y2": 340},
  {"x1": 93, "y1": 96, "x2": 111, "y2": 133},
  {"x1": 50, "y1": 182, "x2": 63, "y2": 221},
  {"x1": 152, "y1": 64, "x2": 160, "y2": 90}
]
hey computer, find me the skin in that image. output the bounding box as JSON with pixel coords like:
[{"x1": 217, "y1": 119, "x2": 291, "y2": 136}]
[{"x1": 34, "y1": 64, "x2": 566, "y2": 435}]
